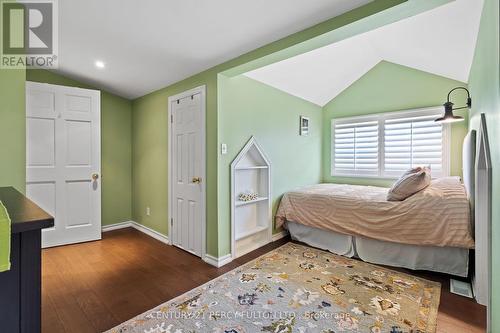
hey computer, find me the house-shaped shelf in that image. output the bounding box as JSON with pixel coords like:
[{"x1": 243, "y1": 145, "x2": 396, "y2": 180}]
[{"x1": 231, "y1": 136, "x2": 272, "y2": 258}]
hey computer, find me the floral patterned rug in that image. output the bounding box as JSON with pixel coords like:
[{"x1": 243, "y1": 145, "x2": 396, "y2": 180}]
[{"x1": 107, "y1": 243, "x2": 440, "y2": 333}]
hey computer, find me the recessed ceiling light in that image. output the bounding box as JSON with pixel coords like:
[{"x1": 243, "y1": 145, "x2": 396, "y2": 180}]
[{"x1": 95, "y1": 60, "x2": 105, "y2": 69}]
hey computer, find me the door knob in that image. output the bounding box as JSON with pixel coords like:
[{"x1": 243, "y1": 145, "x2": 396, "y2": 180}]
[
  {"x1": 91, "y1": 173, "x2": 99, "y2": 181},
  {"x1": 192, "y1": 177, "x2": 202, "y2": 184}
]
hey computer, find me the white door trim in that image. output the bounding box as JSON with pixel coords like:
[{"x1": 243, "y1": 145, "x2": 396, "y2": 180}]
[{"x1": 167, "y1": 85, "x2": 207, "y2": 260}]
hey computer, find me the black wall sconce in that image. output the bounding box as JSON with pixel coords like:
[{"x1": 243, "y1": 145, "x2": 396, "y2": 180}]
[{"x1": 435, "y1": 87, "x2": 472, "y2": 123}]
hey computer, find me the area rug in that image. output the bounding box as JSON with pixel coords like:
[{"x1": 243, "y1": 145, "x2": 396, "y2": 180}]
[{"x1": 107, "y1": 243, "x2": 440, "y2": 333}]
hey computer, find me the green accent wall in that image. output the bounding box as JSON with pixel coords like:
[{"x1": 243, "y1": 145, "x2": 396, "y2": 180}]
[
  {"x1": 218, "y1": 75, "x2": 322, "y2": 254},
  {"x1": 468, "y1": 0, "x2": 499, "y2": 329},
  {"x1": 26, "y1": 70, "x2": 133, "y2": 226},
  {"x1": 131, "y1": 0, "x2": 406, "y2": 257},
  {"x1": 0, "y1": 68, "x2": 26, "y2": 193},
  {"x1": 132, "y1": 72, "x2": 218, "y2": 248},
  {"x1": 322, "y1": 61, "x2": 469, "y2": 187}
]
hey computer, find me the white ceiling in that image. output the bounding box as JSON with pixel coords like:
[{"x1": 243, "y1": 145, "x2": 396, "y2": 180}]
[
  {"x1": 54, "y1": 0, "x2": 373, "y2": 99},
  {"x1": 245, "y1": 0, "x2": 484, "y2": 106}
]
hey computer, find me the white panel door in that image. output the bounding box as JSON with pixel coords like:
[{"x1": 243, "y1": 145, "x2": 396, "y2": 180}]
[
  {"x1": 171, "y1": 92, "x2": 204, "y2": 257},
  {"x1": 26, "y1": 81, "x2": 101, "y2": 248}
]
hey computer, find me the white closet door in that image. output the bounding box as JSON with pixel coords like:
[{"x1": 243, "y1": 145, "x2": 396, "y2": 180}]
[
  {"x1": 171, "y1": 93, "x2": 203, "y2": 257},
  {"x1": 26, "y1": 81, "x2": 101, "y2": 248}
]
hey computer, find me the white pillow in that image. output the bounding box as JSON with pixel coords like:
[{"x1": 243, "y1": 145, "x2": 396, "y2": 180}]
[{"x1": 387, "y1": 167, "x2": 432, "y2": 201}]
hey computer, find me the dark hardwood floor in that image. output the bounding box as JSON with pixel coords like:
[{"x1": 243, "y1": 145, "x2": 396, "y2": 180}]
[{"x1": 42, "y1": 228, "x2": 486, "y2": 333}]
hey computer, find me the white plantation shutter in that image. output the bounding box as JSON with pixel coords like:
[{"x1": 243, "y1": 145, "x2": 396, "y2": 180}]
[
  {"x1": 331, "y1": 107, "x2": 449, "y2": 178},
  {"x1": 384, "y1": 114, "x2": 445, "y2": 177},
  {"x1": 332, "y1": 118, "x2": 379, "y2": 176}
]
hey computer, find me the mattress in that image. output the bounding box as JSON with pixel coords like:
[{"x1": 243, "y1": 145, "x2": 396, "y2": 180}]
[{"x1": 276, "y1": 177, "x2": 474, "y2": 249}]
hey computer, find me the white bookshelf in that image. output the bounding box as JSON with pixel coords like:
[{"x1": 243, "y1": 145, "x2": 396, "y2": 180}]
[{"x1": 231, "y1": 136, "x2": 272, "y2": 258}]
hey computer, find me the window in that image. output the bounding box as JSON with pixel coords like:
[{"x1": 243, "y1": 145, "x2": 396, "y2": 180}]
[
  {"x1": 332, "y1": 118, "x2": 379, "y2": 176},
  {"x1": 331, "y1": 107, "x2": 450, "y2": 178}
]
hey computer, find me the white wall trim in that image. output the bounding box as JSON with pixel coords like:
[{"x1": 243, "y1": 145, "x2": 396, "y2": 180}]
[
  {"x1": 102, "y1": 221, "x2": 170, "y2": 245},
  {"x1": 133, "y1": 222, "x2": 171, "y2": 245},
  {"x1": 203, "y1": 254, "x2": 233, "y2": 268},
  {"x1": 102, "y1": 221, "x2": 233, "y2": 268},
  {"x1": 272, "y1": 229, "x2": 289, "y2": 242},
  {"x1": 102, "y1": 221, "x2": 133, "y2": 232}
]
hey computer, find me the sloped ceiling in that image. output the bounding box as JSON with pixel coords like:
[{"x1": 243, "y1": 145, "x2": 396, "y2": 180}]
[
  {"x1": 244, "y1": 0, "x2": 484, "y2": 107},
  {"x1": 54, "y1": 0, "x2": 373, "y2": 99}
]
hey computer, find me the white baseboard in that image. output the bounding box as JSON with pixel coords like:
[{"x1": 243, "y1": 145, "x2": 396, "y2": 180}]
[
  {"x1": 203, "y1": 253, "x2": 233, "y2": 268},
  {"x1": 132, "y1": 222, "x2": 170, "y2": 245},
  {"x1": 102, "y1": 221, "x2": 133, "y2": 232},
  {"x1": 103, "y1": 221, "x2": 235, "y2": 268},
  {"x1": 102, "y1": 221, "x2": 170, "y2": 245},
  {"x1": 272, "y1": 229, "x2": 289, "y2": 242}
]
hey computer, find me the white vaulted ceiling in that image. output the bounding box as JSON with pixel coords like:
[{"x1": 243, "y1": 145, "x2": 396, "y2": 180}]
[
  {"x1": 245, "y1": 0, "x2": 484, "y2": 106},
  {"x1": 54, "y1": 0, "x2": 373, "y2": 99}
]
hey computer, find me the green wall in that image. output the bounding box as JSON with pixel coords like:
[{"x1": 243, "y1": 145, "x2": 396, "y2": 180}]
[
  {"x1": 218, "y1": 75, "x2": 322, "y2": 254},
  {"x1": 26, "y1": 70, "x2": 133, "y2": 226},
  {"x1": 322, "y1": 61, "x2": 469, "y2": 187},
  {"x1": 0, "y1": 69, "x2": 26, "y2": 193},
  {"x1": 132, "y1": 72, "x2": 218, "y2": 246},
  {"x1": 467, "y1": 0, "x2": 499, "y2": 329},
  {"x1": 131, "y1": 0, "x2": 405, "y2": 257}
]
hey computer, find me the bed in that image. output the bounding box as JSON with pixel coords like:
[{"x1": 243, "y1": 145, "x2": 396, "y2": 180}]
[{"x1": 276, "y1": 131, "x2": 476, "y2": 277}]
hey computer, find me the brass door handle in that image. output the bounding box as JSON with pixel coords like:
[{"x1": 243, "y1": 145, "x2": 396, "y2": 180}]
[
  {"x1": 91, "y1": 173, "x2": 99, "y2": 181},
  {"x1": 192, "y1": 177, "x2": 202, "y2": 184}
]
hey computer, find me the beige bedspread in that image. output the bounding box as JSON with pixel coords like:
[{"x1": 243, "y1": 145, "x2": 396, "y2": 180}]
[{"x1": 276, "y1": 177, "x2": 474, "y2": 249}]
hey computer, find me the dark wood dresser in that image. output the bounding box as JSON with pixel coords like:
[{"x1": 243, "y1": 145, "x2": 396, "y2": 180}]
[{"x1": 0, "y1": 187, "x2": 54, "y2": 333}]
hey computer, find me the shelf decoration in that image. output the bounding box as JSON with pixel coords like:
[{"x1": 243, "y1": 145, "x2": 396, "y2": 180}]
[
  {"x1": 239, "y1": 191, "x2": 259, "y2": 202},
  {"x1": 231, "y1": 136, "x2": 272, "y2": 259}
]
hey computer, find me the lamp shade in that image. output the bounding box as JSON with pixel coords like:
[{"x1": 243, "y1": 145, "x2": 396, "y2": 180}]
[{"x1": 435, "y1": 102, "x2": 464, "y2": 123}]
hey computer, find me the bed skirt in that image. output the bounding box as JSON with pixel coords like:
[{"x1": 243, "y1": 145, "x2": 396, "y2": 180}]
[{"x1": 287, "y1": 221, "x2": 469, "y2": 277}]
